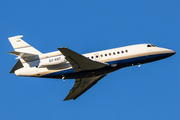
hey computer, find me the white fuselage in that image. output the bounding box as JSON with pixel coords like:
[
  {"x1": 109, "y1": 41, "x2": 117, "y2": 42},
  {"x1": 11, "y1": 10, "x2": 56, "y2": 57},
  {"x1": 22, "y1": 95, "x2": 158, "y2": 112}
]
[{"x1": 14, "y1": 44, "x2": 175, "y2": 79}]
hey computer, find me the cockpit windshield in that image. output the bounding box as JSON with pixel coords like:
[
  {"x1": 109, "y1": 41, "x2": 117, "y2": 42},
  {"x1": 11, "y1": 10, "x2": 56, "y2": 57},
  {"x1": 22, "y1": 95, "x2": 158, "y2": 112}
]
[{"x1": 147, "y1": 44, "x2": 157, "y2": 47}]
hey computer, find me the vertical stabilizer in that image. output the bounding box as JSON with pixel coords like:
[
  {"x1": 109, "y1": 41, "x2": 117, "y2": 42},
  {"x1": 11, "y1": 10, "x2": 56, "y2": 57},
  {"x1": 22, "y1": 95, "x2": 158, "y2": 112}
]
[{"x1": 8, "y1": 35, "x2": 42, "y2": 55}]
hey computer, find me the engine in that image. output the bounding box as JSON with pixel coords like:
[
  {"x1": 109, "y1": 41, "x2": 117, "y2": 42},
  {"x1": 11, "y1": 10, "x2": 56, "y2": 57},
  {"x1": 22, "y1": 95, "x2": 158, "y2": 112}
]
[
  {"x1": 15, "y1": 56, "x2": 68, "y2": 76},
  {"x1": 38, "y1": 56, "x2": 67, "y2": 67}
]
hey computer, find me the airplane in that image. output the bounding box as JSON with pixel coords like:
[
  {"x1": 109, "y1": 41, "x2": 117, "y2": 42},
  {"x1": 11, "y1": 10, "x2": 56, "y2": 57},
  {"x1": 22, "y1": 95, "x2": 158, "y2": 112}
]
[{"x1": 7, "y1": 35, "x2": 176, "y2": 101}]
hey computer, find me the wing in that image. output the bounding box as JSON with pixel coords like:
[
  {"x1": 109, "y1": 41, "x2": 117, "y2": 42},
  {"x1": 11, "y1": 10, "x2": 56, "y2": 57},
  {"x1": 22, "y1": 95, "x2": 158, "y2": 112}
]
[
  {"x1": 57, "y1": 47, "x2": 108, "y2": 72},
  {"x1": 64, "y1": 75, "x2": 107, "y2": 101}
]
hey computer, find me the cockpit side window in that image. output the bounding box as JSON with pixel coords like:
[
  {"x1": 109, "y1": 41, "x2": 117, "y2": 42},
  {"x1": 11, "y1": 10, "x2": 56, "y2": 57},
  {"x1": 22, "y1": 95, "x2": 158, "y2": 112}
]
[
  {"x1": 147, "y1": 44, "x2": 151, "y2": 47},
  {"x1": 147, "y1": 44, "x2": 157, "y2": 47},
  {"x1": 151, "y1": 44, "x2": 157, "y2": 47}
]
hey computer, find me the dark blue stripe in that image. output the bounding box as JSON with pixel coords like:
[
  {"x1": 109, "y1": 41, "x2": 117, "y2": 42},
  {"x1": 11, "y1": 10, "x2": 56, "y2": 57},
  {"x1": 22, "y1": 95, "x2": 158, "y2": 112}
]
[{"x1": 41, "y1": 52, "x2": 173, "y2": 78}]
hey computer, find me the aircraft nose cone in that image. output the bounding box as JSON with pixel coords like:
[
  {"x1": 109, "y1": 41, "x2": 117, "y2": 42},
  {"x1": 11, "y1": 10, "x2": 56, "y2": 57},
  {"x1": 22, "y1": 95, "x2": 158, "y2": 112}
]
[
  {"x1": 169, "y1": 50, "x2": 176, "y2": 56},
  {"x1": 163, "y1": 49, "x2": 176, "y2": 58},
  {"x1": 158, "y1": 48, "x2": 176, "y2": 59}
]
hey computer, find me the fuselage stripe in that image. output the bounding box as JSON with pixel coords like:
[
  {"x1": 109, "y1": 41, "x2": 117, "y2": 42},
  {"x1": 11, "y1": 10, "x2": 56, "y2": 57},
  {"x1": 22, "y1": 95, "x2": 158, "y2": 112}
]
[
  {"x1": 35, "y1": 51, "x2": 171, "y2": 77},
  {"x1": 32, "y1": 66, "x2": 73, "y2": 77}
]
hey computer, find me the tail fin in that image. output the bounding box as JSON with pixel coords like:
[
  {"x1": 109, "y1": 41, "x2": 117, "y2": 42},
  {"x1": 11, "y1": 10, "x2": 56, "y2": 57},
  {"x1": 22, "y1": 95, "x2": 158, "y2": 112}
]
[
  {"x1": 8, "y1": 35, "x2": 42, "y2": 55},
  {"x1": 8, "y1": 35, "x2": 42, "y2": 68}
]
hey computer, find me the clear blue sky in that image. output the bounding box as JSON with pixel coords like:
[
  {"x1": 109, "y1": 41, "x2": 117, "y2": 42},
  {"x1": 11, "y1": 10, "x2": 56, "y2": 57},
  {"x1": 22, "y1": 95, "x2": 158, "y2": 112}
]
[{"x1": 0, "y1": 0, "x2": 180, "y2": 120}]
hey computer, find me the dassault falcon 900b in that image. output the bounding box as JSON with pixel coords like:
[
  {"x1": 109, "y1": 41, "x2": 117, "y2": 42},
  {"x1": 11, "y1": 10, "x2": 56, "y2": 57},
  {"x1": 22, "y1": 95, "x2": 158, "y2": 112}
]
[{"x1": 7, "y1": 35, "x2": 176, "y2": 101}]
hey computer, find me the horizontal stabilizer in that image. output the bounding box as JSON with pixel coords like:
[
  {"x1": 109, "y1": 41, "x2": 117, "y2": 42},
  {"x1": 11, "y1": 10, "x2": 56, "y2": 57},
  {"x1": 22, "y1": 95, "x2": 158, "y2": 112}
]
[
  {"x1": 58, "y1": 47, "x2": 109, "y2": 72},
  {"x1": 7, "y1": 51, "x2": 38, "y2": 58}
]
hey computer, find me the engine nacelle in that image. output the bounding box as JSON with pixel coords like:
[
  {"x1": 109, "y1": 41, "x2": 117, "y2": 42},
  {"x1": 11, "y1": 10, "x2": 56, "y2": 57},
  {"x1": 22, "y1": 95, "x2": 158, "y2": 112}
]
[
  {"x1": 39, "y1": 56, "x2": 67, "y2": 67},
  {"x1": 15, "y1": 67, "x2": 48, "y2": 77},
  {"x1": 15, "y1": 67, "x2": 38, "y2": 76}
]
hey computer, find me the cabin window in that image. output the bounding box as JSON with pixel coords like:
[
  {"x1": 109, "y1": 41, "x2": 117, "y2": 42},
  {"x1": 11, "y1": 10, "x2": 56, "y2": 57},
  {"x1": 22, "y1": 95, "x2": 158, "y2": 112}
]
[
  {"x1": 96, "y1": 55, "x2": 98, "y2": 58},
  {"x1": 105, "y1": 54, "x2": 107, "y2": 56},
  {"x1": 113, "y1": 52, "x2": 115, "y2": 55},
  {"x1": 121, "y1": 51, "x2": 124, "y2": 53},
  {"x1": 109, "y1": 53, "x2": 111, "y2": 56},
  {"x1": 91, "y1": 56, "x2": 94, "y2": 59},
  {"x1": 125, "y1": 50, "x2": 128, "y2": 53},
  {"x1": 101, "y1": 54, "x2": 103, "y2": 57},
  {"x1": 117, "y1": 51, "x2": 120, "y2": 54}
]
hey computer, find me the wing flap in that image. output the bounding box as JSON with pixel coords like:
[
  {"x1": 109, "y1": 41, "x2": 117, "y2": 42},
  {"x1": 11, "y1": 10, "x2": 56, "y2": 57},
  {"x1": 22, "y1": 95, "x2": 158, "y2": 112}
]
[
  {"x1": 64, "y1": 75, "x2": 107, "y2": 101},
  {"x1": 57, "y1": 47, "x2": 108, "y2": 72}
]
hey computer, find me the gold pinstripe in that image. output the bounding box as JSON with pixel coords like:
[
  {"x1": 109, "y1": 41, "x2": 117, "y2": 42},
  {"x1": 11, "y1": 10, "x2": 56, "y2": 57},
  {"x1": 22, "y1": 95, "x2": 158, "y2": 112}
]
[
  {"x1": 32, "y1": 66, "x2": 72, "y2": 77},
  {"x1": 14, "y1": 45, "x2": 31, "y2": 49}
]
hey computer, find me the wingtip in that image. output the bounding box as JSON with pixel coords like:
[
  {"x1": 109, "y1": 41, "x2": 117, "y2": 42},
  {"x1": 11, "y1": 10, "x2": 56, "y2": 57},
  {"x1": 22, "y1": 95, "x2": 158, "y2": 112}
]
[
  {"x1": 63, "y1": 96, "x2": 75, "y2": 101},
  {"x1": 63, "y1": 98, "x2": 71, "y2": 101},
  {"x1": 8, "y1": 35, "x2": 23, "y2": 41}
]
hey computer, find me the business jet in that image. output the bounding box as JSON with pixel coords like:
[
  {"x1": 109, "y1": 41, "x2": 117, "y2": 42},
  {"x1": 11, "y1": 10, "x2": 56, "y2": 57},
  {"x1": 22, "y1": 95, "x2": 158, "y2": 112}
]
[{"x1": 7, "y1": 35, "x2": 175, "y2": 101}]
